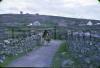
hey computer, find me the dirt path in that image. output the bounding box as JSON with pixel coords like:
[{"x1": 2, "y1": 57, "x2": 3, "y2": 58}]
[{"x1": 7, "y1": 40, "x2": 62, "y2": 67}]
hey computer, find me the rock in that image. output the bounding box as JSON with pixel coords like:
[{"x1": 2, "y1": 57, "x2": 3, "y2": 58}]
[
  {"x1": 84, "y1": 57, "x2": 91, "y2": 64},
  {"x1": 15, "y1": 54, "x2": 18, "y2": 56},
  {"x1": 78, "y1": 54, "x2": 83, "y2": 57},
  {"x1": 0, "y1": 55, "x2": 5, "y2": 63},
  {"x1": 62, "y1": 59, "x2": 74, "y2": 67},
  {"x1": 61, "y1": 52, "x2": 66, "y2": 55},
  {"x1": 4, "y1": 40, "x2": 10, "y2": 44},
  {"x1": 0, "y1": 59, "x2": 4, "y2": 63}
]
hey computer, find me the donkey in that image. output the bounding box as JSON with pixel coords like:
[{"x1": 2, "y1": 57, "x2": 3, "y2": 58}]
[
  {"x1": 42, "y1": 30, "x2": 51, "y2": 45},
  {"x1": 38, "y1": 30, "x2": 51, "y2": 46}
]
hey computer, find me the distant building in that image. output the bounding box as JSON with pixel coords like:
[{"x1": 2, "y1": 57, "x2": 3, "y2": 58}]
[
  {"x1": 33, "y1": 21, "x2": 41, "y2": 26},
  {"x1": 87, "y1": 21, "x2": 93, "y2": 26},
  {"x1": 95, "y1": 23, "x2": 100, "y2": 25},
  {"x1": 27, "y1": 21, "x2": 41, "y2": 26}
]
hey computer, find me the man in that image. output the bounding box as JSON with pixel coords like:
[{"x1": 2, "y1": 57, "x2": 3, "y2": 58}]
[{"x1": 42, "y1": 30, "x2": 51, "y2": 45}]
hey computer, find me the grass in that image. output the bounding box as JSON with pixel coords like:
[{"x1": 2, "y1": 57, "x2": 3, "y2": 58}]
[
  {"x1": 52, "y1": 41, "x2": 68, "y2": 68},
  {"x1": 52, "y1": 41, "x2": 82, "y2": 68},
  {"x1": 0, "y1": 53, "x2": 25, "y2": 67},
  {"x1": 0, "y1": 45, "x2": 42, "y2": 67}
]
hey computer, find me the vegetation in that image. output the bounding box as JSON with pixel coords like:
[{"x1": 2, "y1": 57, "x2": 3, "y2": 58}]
[
  {"x1": 0, "y1": 53, "x2": 25, "y2": 67},
  {"x1": 0, "y1": 26, "x2": 43, "y2": 67},
  {"x1": 5, "y1": 26, "x2": 31, "y2": 39},
  {"x1": 0, "y1": 45, "x2": 41, "y2": 67},
  {"x1": 52, "y1": 41, "x2": 82, "y2": 68},
  {"x1": 52, "y1": 41, "x2": 68, "y2": 68}
]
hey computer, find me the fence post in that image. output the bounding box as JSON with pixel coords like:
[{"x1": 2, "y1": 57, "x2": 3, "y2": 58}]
[
  {"x1": 54, "y1": 26, "x2": 56, "y2": 39},
  {"x1": 11, "y1": 27, "x2": 14, "y2": 39}
]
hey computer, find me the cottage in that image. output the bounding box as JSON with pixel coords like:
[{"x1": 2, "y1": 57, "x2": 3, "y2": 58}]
[
  {"x1": 86, "y1": 21, "x2": 93, "y2": 26},
  {"x1": 27, "y1": 21, "x2": 41, "y2": 26},
  {"x1": 33, "y1": 21, "x2": 41, "y2": 26},
  {"x1": 95, "y1": 23, "x2": 100, "y2": 25}
]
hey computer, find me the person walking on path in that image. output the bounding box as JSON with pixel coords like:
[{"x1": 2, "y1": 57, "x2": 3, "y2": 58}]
[{"x1": 42, "y1": 30, "x2": 51, "y2": 45}]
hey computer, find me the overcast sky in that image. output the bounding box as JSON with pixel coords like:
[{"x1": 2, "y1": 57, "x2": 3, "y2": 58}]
[{"x1": 0, "y1": 0, "x2": 100, "y2": 20}]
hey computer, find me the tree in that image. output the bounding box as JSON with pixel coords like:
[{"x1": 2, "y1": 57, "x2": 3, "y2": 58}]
[{"x1": 20, "y1": 11, "x2": 23, "y2": 14}]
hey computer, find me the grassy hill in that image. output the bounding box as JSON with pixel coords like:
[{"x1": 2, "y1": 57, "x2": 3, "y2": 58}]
[{"x1": 0, "y1": 14, "x2": 100, "y2": 27}]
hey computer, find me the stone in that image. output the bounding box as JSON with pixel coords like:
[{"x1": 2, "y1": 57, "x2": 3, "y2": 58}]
[
  {"x1": 78, "y1": 54, "x2": 83, "y2": 57},
  {"x1": 61, "y1": 52, "x2": 66, "y2": 55},
  {"x1": 0, "y1": 55, "x2": 5, "y2": 63},
  {"x1": 62, "y1": 59, "x2": 74, "y2": 67},
  {"x1": 84, "y1": 57, "x2": 91, "y2": 64},
  {"x1": 0, "y1": 59, "x2": 4, "y2": 63}
]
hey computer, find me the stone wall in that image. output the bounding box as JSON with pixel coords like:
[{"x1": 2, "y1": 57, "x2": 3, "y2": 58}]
[
  {"x1": 0, "y1": 34, "x2": 41, "y2": 63},
  {"x1": 66, "y1": 30, "x2": 100, "y2": 67}
]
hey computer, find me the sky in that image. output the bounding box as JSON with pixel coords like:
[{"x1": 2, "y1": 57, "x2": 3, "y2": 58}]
[{"x1": 0, "y1": 0, "x2": 100, "y2": 20}]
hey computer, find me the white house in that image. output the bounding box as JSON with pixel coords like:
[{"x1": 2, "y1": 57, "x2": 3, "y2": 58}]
[
  {"x1": 95, "y1": 23, "x2": 100, "y2": 25},
  {"x1": 33, "y1": 21, "x2": 41, "y2": 26},
  {"x1": 27, "y1": 21, "x2": 41, "y2": 26},
  {"x1": 87, "y1": 21, "x2": 93, "y2": 26}
]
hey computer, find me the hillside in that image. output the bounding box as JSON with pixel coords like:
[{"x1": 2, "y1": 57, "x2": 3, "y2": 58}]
[{"x1": 0, "y1": 14, "x2": 100, "y2": 27}]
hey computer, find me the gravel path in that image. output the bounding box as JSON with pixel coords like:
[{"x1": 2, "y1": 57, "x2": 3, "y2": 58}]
[{"x1": 7, "y1": 40, "x2": 62, "y2": 67}]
